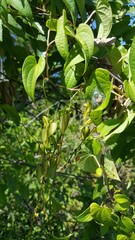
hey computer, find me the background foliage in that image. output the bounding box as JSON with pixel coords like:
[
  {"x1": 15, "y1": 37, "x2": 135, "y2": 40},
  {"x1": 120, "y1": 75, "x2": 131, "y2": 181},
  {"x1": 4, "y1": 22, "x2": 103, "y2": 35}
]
[{"x1": 1, "y1": 0, "x2": 135, "y2": 239}]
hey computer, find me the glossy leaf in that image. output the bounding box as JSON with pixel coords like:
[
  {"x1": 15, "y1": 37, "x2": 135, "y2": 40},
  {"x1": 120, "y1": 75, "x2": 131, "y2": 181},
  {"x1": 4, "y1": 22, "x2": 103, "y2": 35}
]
[
  {"x1": 22, "y1": 55, "x2": 45, "y2": 101},
  {"x1": 124, "y1": 80, "x2": 135, "y2": 103},
  {"x1": 129, "y1": 36, "x2": 135, "y2": 82},
  {"x1": 55, "y1": 10, "x2": 69, "y2": 59},
  {"x1": 96, "y1": 0, "x2": 112, "y2": 39},
  {"x1": 76, "y1": 206, "x2": 93, "y2": 222},
  {"x1": 75, "y1": 23, "x2": 94, "y2": 73},
  {"x1": 7, "y1": 0, "x2": 32, "y2": 18},
  {"x1": 63, "y1": 0, "x2": 77, "y2": 25}
]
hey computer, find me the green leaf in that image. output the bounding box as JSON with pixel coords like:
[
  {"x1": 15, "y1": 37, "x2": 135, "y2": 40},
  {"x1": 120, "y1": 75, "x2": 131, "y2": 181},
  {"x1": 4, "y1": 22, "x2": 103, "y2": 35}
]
[
  {"x1": 90, "y1": 203, "x2": 113, "y2": 226},
  {"x1": 0, "y1": 19, "x2": 2, "y2": 41},
  {"x1": 46, "y1": 18, "x2": 57, "y2": 31},
  {"x1": 79, "y1": 153, "x2": 100, "y2": 173},
  {"x1": 86, "y1": 68, "x2": 112, "y2": 111},
  {"x1": 90, "y1": 110, "x2": 102, "y2": 126},
  {"x1": 107, "y1": 46, "x2": 122, "y2": 75},
  {"x1": 104, "y1": 154, "x2": 120, "y2": 181},
  {"x1": 92, "y1": 139, "x2": 101, "y2": 156},
  {"x1": 64, "y1": 43, "x2": 84, "y2": 69},
  {"x1": 76, "y1": 206, "x2": 93, "y2": 222},
  {"x1": 7, "y1": 0, "x2": 32, "y2": 18},
  {"x1": 6, "y1": 14, "x2": 24, "y2": 38},
  {"x1": 120, "y1": 216, "x2": 135, "y2": 234},
  {"x1": 64, "y1": 63, "x2": 83, "y2": 88},
  {"x1": 75, "y1": 0, "x2": 86, "y2": 21},
  {"x1": 51, "y1": 196, "x2": 62, "y2": 214},
  {"x1": 63, "y1": 0, "x2": 77, "y2": 25},
  {"x1": 1, "y1": 104, "x2": 20, "y2": 125},
  {"x1": 97, "y1": 118, "x2": 122, "y2": 137},
  {"x1": 22, "y1": 55, "x2": 45, "y2": 101},
  {"x1": 114, "y1": 194, "x2": 130, "y2": 212},
  {"x1": 75, "y1": 23, "x2": 94, "y2": 73},
  {"x1": 96, "y1": 0, "x2": 112, "y2": 39},
  {"x1": 129, "y1": 36, "x2": 135, "y2": 82},
  {"x1": 105, "y1": 110, "x2": 135, "y2": 142},
  {"x1": 55, "y1": 10, "x2": 69, "y2": 59},
  {"x1": 59, "y1": 111, "x2": 70, "y2": 134},
  {"x1": 53, "y1": 234, "x2": 73, "y2": 240},
  {"x1": 124, "y1": 80, "x2": 135, "y2": 103},
  {"x1": 116, "y1": 234, "x2": 129, "y2": 240}
]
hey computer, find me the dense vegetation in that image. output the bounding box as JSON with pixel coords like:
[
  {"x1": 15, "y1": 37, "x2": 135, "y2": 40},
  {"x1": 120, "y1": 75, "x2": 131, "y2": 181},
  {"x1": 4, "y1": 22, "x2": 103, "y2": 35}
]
[{"x1": 1, "y1": 0, "x2": 135, "y2": 239}]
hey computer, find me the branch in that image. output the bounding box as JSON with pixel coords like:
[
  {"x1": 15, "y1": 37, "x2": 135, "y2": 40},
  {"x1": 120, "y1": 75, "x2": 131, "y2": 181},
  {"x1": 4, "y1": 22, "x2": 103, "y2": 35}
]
[{"x1": 0, "y1": 158, "x2": 36, "y2": 168}]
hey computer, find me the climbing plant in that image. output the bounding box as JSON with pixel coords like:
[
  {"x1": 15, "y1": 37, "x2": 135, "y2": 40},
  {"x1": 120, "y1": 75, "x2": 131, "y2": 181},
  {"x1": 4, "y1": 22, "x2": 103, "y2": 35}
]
[{"x1": 1, "y1": 0, "x2": 135, "y2": 239}]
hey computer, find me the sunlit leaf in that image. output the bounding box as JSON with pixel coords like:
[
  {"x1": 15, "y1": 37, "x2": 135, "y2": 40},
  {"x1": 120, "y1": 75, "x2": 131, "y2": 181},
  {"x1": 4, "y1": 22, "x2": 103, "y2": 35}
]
[
  {"x1": 116, "y1": 234, "x2": 129, "y2": 240},
  {"x1": 124, "y1": 80, "x2": 135, "y2": 103},
  {"x1": 105, "y1": 110, "x2": 135, "y2": 142},
  {"x1": 75, "y1": 23, "x2": 94, "y2": 73},
  {"x1": 64, "y1": 43, "x2": 84, "y2": 69},
  {"x1": 55, "y1": 10, "x2": 69, "y2": 59},
  {"x1": 76, "y1": 206, "x2": 93, "y2": 222},
  {"x1": 90, "y1": 203, "x2": 113, "y2": 226},
  {"x1": 7, "y1": 0, "x2": 32, "y2": 18},
  {"x1": 46, "y1": 18, "x2": 57, "y2": 31},
  {"x1": 96, "y1": 0, "x2": 112, "y2": 39},
  {"x1": 64, "y1": 63, "x2": 83, "y2": 88},
  {"x1": 129, "y1": 36, "x2": 135, "y2": 82},
  {"x1": 22, "y1": 55, "x2": 45, "y2": 101},
  {"x1": 97, "y1": 118, "x2": 122, "y2": 137}
]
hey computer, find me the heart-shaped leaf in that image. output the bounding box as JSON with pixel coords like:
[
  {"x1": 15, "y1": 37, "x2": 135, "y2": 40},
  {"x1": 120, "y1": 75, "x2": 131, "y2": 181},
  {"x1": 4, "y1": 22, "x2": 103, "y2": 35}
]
[
  {"x1": 96, "y1": 0, "x2": 112, "y2": 39},
  {"x1": 22, "y1": 55, "x2": 45, "y2": 101}
]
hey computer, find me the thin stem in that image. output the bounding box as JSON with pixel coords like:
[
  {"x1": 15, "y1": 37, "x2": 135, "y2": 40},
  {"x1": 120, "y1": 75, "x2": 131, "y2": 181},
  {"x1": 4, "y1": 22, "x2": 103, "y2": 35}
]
[{"x1": 85, "y1": 10, "x2": 96, "y2": 24}]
